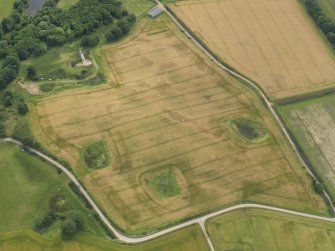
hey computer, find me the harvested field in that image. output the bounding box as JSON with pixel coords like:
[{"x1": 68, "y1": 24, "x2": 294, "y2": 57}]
[
  {"x1": 171, "y1": 0, "x2": 335, "y2": 99},
  {"x1": 30, "y1": 16, "x2": 328, "y2": 234},
  {"x1": 0, "y1": 226, "x2": 209, "y2": 251},
  {"x1": 207, "y1": 208, "x2": 335, "y2": 251},
  {"x1": 280, "y1": 95, "x2": 335, "y2": 200}
]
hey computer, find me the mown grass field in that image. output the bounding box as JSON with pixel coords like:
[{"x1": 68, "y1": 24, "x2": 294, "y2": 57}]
[
  {"x1": 29, "y1": 15, "x2": 328, "y2": 234},
  {"x1": 171, "y1": 0, "x2": 335, "y2": 99},
  {"x1": 0, "y1": 142, "x2": 105, "y2": 236},
  {"x1": 0, "y1": 225, "x2": 209, "y2": 251},
  {"x1": 207, "y1": 208, "x2": 335, "y2": 250},
  {"x1": 279, "y1": 95, "x2": 335, "y2": 201},
  {"x1": 0, "y1": 0, "x2": 14, "y2": 19}
]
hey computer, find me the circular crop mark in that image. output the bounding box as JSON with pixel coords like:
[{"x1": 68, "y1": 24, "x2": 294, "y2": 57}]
[{"x1": 231, "y1": 118, "x2": 268, "y2": 141}]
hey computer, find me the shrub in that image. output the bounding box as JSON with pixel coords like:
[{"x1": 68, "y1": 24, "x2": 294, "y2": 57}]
[
  {"x1": 81, "y1": 35, "x2": 99, "y2": 47},
  {"x1": 17, "y1": 100, "x2": 28, "y2": 115}
]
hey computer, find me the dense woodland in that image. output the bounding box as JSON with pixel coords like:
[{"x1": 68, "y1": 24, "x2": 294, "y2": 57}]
[{"x1": 304, "y1": 0, "x2": 335, "y2": 46}]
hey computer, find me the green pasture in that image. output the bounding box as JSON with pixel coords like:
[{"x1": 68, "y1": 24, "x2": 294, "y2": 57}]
[
  {"x1": 0, "y1": 225, "x2": 209, "y2": 251},
  {"x1": 319, "y1": 0, "x2": 335, "y2": 22},
  {"x1": 207, "y1": 208, "x2": 335, "y2": 251},
  {"x1": 57, "y1": 0, "x2": 79, "y2": 9},
  {"x1": 0, "y1": 0, "x2": 14, "y2": 19},
  {"x1": 0, "y1": 142, "x2": 105, "y2": 236},
  {"x1": 279, "y1": 94, "x2": 335, "y2": 201}
]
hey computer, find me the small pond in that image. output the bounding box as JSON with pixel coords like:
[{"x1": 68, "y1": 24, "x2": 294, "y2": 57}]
[{"x1": 28, "y1": 0, "x2": 47, "y2": 15}]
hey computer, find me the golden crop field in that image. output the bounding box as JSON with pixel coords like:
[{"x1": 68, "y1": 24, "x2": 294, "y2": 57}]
[
  {"x1": 207, "y1": 208, "x2": 335, "y2": 251},
  {"x1": 29, "y1": 16, "x2": 327, "y2": 234},
  {"x1": 171, "y1": 0, "x2": 335, "y2": 99}
]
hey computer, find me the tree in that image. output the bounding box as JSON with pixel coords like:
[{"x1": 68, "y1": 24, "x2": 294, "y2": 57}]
[
  {"x1": 105, "y1": 26, "x2": 123, "y2": 42},
  {"x1": 27, "y1": 65, "x2": 37, "y2": 80},
  {"x1": 3, "y1": 96, "x2": 12, "y2": 107},
  {"x1": 61, "y1": 218, "x2": 77, "y2": 235},
  {"x1": 46, "y1": 34, "x2": 66, "y2": 46},
  {"x1": 327, "y1": 32, "x2": 335, "y2": 44},
  {"x1": 81, "y1": 34, "x2": 99, "y2": 47},
  {"x1": 313, "y1": 181, "x2": 324, "y2": 195},
  {"x1": 117, "y1": 19, "x2": 131, "y2": 34},
  {"x1": 17, "y1": 100, "x2": 28, "y2": 115}
]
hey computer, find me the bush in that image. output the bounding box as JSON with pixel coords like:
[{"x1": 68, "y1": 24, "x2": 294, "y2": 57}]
[
  {"x1": 3, "y1": 96, "x2": 12, "y2": 107},
  {"x1": 35, "y1": 210, "x2": 56, "y2": 230},
  {"x1": 81, "y1": 35, "x2": 99, "y2": 47},
  {"x1": 313, "y1": 181, "x2": 324, "y2": 194},
  {"x1": 27, "y1": 65, "x2": 37, "y2": 80},
  {"x1": 12, "y1": 122, "x2": 35, "y2": 146},
  {"x1": 17, "y1": 100, "x2": 28, "y2": 115}
]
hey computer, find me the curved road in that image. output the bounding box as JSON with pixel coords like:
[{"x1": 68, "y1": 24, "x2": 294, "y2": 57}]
[
  {"x1": 2, "y1": 137, "x2": 335, "y2": 245},
  {"x1": 2, "y1": 3, "x2": 335, "y2": 250}
]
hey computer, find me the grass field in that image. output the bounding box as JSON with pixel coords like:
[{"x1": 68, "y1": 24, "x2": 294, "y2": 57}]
[
  {"x1": 279, "y1": 95, "x2": 335, "y2": 201},
  {"x1": 171, "y1": 0, "x2": 335, "y2": 99},
  {"x1": 0, "y1": 142, "x2": 105, "y2": 236},
  {"x1": 0, "y1": 225, "x2": 209, "y2": 251},
  {"x1": 207, "y1": 208, "x2": 335, "y2": 250},
  {"x1": 18, "y1": 43, "x2": 96, "y2": 88},
  {"x1": 0, "y1": 0, "x2": 14, "y2": 19},
  {"x1": 29, "y1": 15, "x2": 328, "y2": 234},
  {"x1": 122, "y1": 0, "x2": 155, "y2": 17},
  {"x1": 57, "y1": 0, "x2": 79, "y2": 9},
  {"x1": 319, "y1": 0, "x2": 335, "y2": 22}
]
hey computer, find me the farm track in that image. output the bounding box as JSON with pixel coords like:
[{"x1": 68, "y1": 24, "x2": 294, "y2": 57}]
[{"x1": 4, "y1": 3, "x2": 335, "y2": 251}]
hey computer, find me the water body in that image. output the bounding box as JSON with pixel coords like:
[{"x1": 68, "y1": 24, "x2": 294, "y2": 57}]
[{"x1": 28, "y1": 0, "x2": 47, "y2": 15}]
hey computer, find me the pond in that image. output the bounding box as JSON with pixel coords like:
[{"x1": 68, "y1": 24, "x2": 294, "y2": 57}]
[{"x1": 28, "y1": 0, "x2": 47, "y2": 15}]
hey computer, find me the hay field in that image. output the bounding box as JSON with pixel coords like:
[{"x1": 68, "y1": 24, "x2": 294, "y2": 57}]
[
  {"x1": 171, "y1": 0, "x2": 335, "y2": 99},
  {"x1": 0, "y1": 226, "x2": 209, "y2": 251},
  {"x1": 280, "y1": 95, "x2": 335, "y2": 200},
  {"x1": 30, "y1": 16, "x2": 328, "y2": 234},
  {"x1": 207, "y1": 208, "x2": 335, "y2": 251}
]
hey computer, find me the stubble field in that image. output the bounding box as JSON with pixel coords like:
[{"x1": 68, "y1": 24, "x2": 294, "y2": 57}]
[
  {"x1": 280, "y1": 95, "x2": 335, "y2": 201},
  {"x1": 171, "y1": 0, "x2": 335, "y2": 99},
  {"x1": 207, "y1": 208, "x2": 335, "y2": 251},
  {"x1": 29, "y1": 16, "x2": 327, "y2": 234}
]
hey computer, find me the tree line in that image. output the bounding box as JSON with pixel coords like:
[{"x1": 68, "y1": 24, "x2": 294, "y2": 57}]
[{"x1": 304, "y1": 0, "x2": 335, "y2": 46}]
